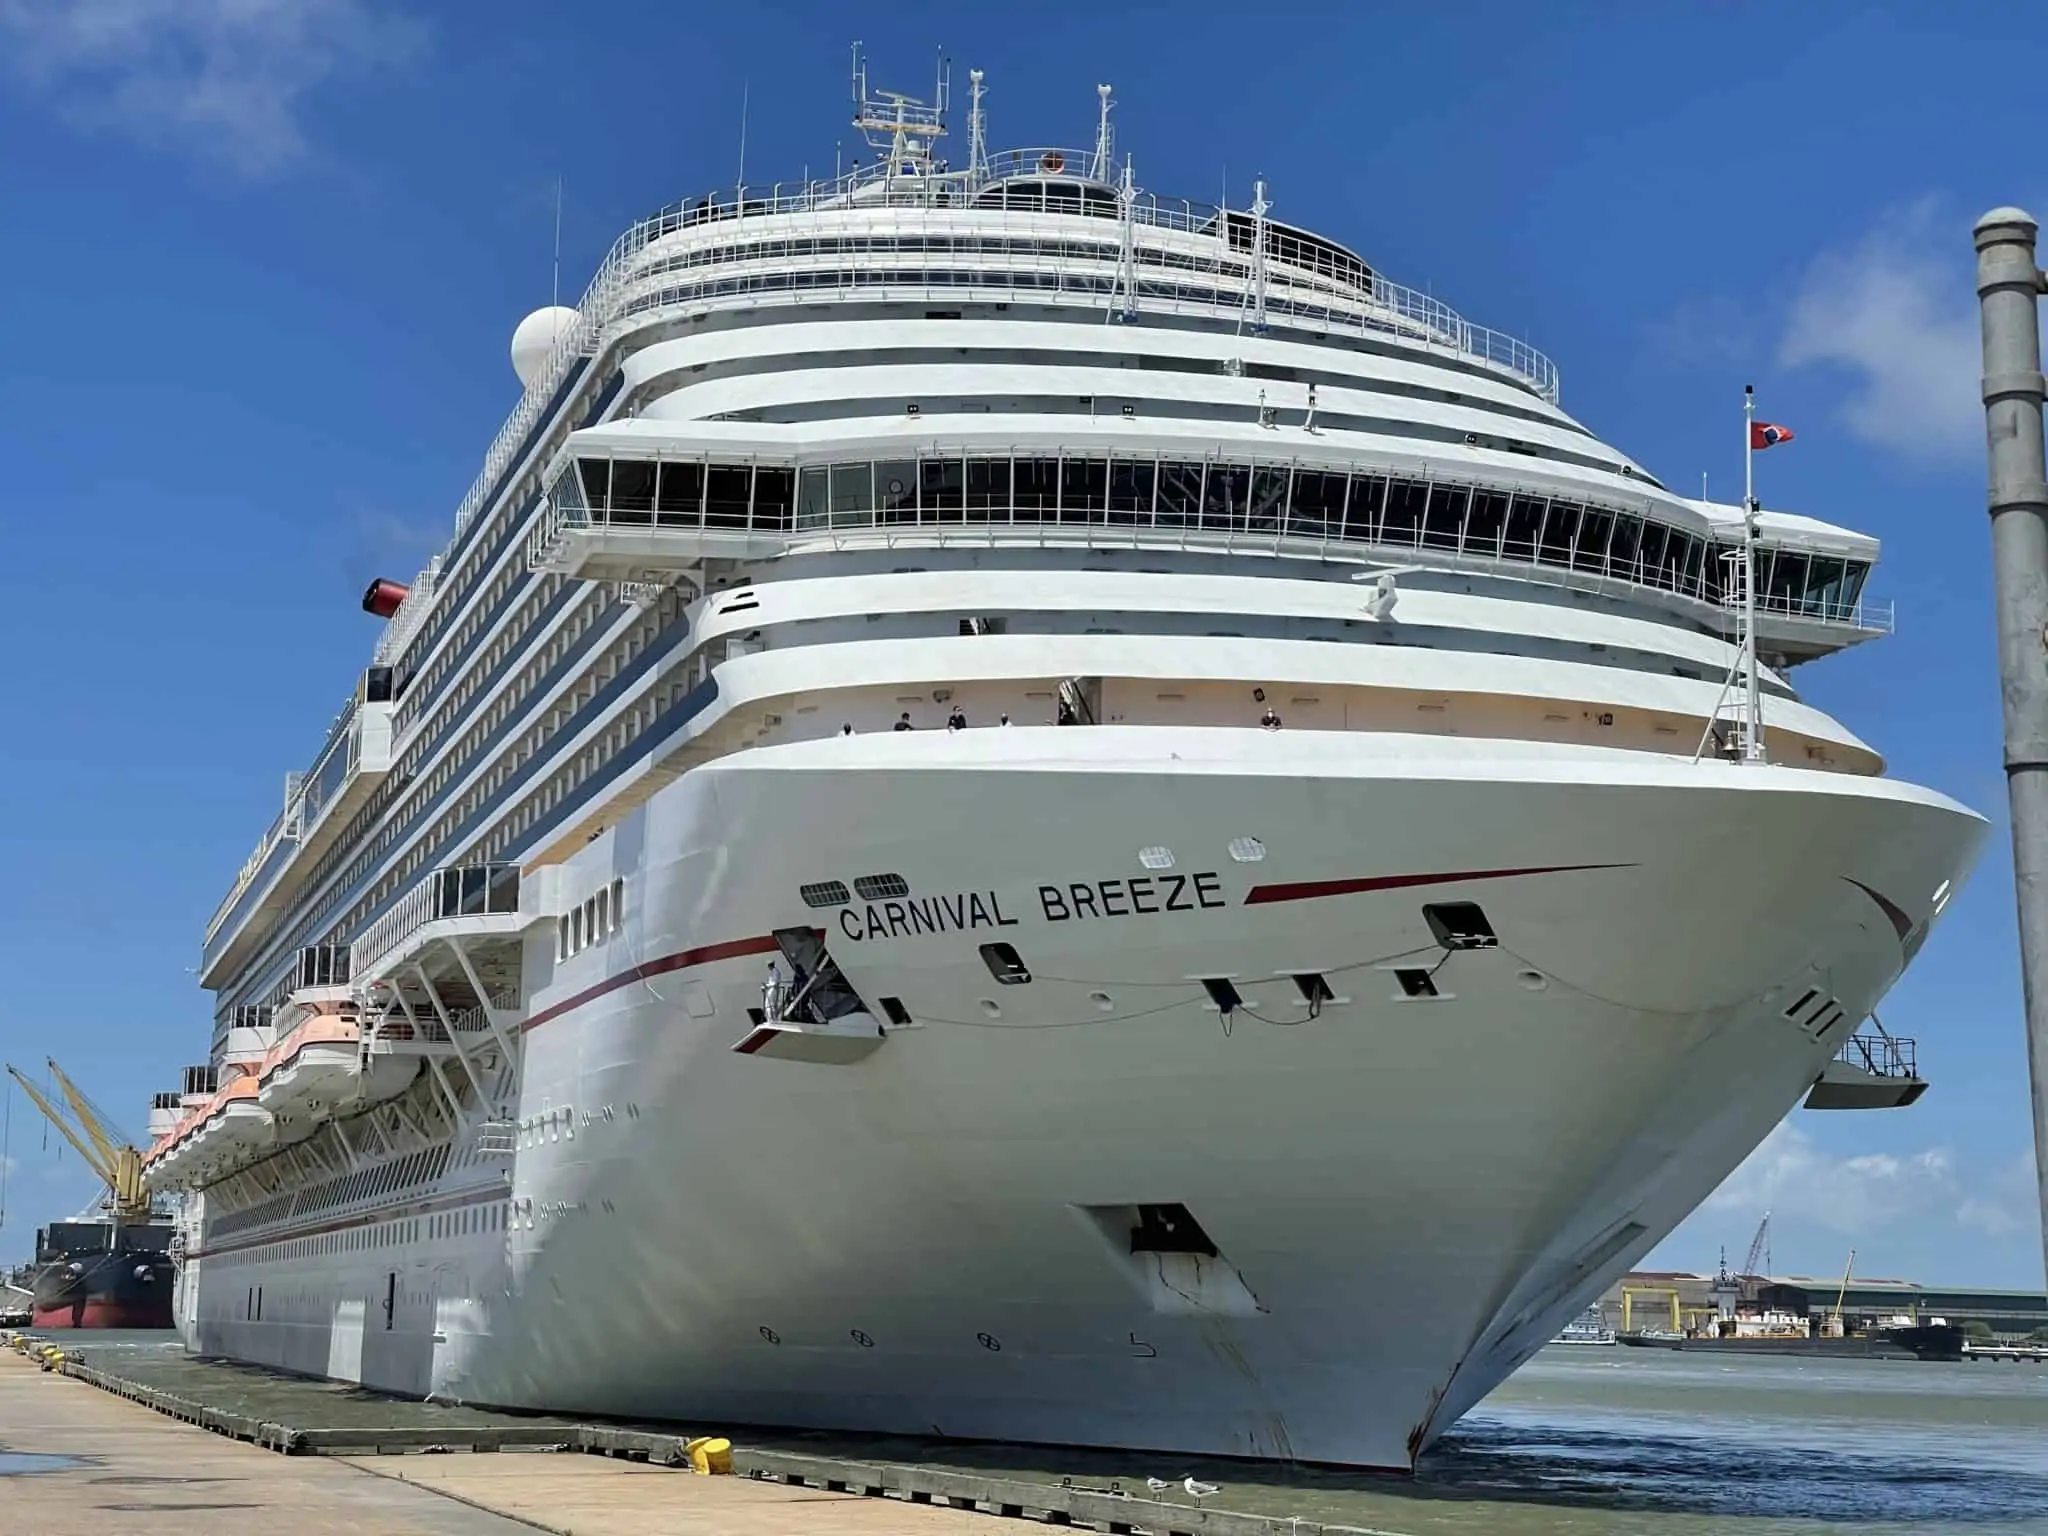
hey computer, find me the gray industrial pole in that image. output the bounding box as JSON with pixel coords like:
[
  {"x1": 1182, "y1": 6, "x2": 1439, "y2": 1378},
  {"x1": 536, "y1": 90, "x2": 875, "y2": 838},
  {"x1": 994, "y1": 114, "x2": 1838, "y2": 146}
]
[{"x1": 1975, "y1": 207, "x2": 2048, "y2": 1281}]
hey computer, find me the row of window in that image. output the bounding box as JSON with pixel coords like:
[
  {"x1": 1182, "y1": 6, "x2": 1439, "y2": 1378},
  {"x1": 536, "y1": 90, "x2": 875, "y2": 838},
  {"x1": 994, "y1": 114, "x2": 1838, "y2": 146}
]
[
  {"x1": 211, "y1": 1143, "x2": 454, "y2": 1239},
  {"x1": 635, "y1": 229, "x2": 1365, "y2": 298},
  {"x1": 207, "y1": 1200, "x2": 505, "y2": 1271},
  {"x1": 562, "y1": 454, "x2": 1873, "y2": 618},
  {"x1": 558, "y1": 877, "x2": 627, "y2": 960},
  {"x1": 613, "y1": 268, "x2": 1483, "y2": 372},
  {"x1": 234, "y1": 585, "x2": 661, "y2": 1027}
]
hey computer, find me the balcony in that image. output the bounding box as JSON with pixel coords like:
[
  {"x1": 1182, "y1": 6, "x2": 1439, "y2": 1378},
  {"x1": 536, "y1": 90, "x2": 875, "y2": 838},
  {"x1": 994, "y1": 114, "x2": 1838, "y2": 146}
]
[
  {"x1": 351, "y1": 862, "x2": 534, "y2": 1084},
  {"x1": 200, "y1": 677, "x2": 397, "y2": 988},
  {"x1": 352, "y1": 863, "x2": 526, "y2": 983},
  {"x1": 1804, "y1": 1029, "x2": 1925, "y2": 1110}
]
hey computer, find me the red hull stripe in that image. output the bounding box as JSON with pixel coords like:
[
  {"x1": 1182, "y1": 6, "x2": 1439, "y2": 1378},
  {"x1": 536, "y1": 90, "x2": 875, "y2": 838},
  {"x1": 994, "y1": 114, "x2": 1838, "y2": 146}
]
[
  {"x1": 733, "y1": 1027, "x2": 777, "y2": 1055},
  {"x1": 522, "y1": 933, "x2": 782, "y2": 1034},
  {"x1": 32, "y1": 1299, "x2": 172, "y2": 1329},
  {"x1": 1243, "y1": 862, "x2": 1631, "y2": 906},
  {"x1": 1843, "y1": 877, "x2": 1914, "y2": 941}
]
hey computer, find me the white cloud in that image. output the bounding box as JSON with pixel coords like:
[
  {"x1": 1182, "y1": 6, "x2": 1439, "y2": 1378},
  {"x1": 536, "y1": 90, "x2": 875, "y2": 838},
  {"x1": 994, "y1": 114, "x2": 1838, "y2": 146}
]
[
  {"x1": 0, "y1": 0, "x2": 422, "y2": 176},
  {"x1": 1957, "y1": 1150, "x2": 2040, "y2": 1239},
  {"x1": 1697, "y1": 1119, "x2": 2040, "y2": 1252},
  {"x1": 1777, "y1": 199, "x2": 1991, "y2": 465},
  {"x1": 1702, "y1": 1119, "x2": 1962, "y2": 1236}
]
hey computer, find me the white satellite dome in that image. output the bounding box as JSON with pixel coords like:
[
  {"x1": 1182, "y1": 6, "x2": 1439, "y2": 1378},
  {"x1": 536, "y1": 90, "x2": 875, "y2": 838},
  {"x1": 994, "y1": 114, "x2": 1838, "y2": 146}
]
[{"x1": 510, "y1": 305, "x2": 579, "y2": 389}]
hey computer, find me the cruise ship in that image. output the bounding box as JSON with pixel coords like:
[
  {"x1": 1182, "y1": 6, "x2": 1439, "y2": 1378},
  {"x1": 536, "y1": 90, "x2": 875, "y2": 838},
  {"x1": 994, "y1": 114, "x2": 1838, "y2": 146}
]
[{"x1": 139, "y1": 56, "x2": 1985, "y2": 1469}]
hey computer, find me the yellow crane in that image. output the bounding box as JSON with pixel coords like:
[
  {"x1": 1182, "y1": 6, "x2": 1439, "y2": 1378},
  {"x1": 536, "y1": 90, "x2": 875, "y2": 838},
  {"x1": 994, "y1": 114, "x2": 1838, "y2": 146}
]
[{"x1": 4, "y1": 1058, "x2": 151, "y2": 1224}]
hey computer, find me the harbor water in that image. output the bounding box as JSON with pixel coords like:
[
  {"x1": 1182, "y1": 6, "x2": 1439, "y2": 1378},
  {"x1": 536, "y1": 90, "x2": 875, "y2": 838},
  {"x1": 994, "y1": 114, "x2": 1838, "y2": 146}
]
[{"x1": 20, "y1": 1333, "x2": 2048, "y2": 1532}]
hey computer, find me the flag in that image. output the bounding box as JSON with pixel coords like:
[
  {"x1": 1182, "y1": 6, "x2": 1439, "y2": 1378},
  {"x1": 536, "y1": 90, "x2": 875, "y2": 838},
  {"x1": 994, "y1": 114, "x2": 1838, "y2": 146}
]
[{"x1": 1750, "y1": 421, "x2": 1794, "y2": 450}]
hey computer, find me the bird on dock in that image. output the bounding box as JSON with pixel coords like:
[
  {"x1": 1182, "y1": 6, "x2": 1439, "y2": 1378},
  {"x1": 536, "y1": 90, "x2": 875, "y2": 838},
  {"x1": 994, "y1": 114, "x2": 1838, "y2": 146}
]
[
  {"x1": 1184, "y1": 1476, "x2": 1220, "y2": 1504},
  {"x1": 1144, "y1": 1476, "x2": 1173, "y2": 1494}
]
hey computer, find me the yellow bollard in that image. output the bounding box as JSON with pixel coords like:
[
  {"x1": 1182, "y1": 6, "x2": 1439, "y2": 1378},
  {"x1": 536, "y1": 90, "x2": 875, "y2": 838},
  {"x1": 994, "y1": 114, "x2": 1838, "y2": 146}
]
[{"x1": 684, "y1": 1436, "x2": 732, "y2": 1475}]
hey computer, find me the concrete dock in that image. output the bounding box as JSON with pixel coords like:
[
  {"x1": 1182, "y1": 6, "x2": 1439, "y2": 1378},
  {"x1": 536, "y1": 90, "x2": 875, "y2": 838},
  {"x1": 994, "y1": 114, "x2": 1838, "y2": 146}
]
[
  {"x1": 0, "y1": 1348, "x2": 995, "y2": 1535},
  {"x1": 1, "y1": 1338, "x2": 1395, "y2": 1535}
]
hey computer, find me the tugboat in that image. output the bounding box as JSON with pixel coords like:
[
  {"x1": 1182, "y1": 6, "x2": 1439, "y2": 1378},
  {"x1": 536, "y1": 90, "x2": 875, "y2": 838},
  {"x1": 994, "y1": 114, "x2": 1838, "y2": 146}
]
[
  {"x1": 1554, "y1": 1305, "x2": 1617, "y2": 1345},
  {"x1": 6, "y1": 1060, "x2": 177, "y2": 1329}
]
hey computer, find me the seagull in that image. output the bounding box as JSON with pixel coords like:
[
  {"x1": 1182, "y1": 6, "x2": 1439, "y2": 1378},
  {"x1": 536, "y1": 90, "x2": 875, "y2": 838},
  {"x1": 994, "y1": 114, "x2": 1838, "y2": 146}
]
[
  {"x1": 1144, "y1": 1477, "x2": 1174, "y2": 1494},
  {"x1": 1184, "y1": 1476, "x2": 1220, "y2": 1504}
]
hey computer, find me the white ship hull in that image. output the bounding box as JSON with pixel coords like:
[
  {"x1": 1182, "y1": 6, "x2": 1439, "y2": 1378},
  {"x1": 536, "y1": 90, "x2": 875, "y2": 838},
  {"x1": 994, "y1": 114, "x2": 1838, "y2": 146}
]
[{"x1": 183, "y1": 729, "x2": 1981, "y2": 1468}]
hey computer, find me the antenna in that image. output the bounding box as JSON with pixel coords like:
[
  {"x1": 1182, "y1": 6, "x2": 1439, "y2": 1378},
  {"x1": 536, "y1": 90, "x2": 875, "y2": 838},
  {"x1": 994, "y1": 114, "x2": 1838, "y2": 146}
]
[
  {"x1": 736, "y1": 79, "x2": 750, "y2": 197},
  {"x1": 1093, "y1": 83, "x2": 1115, "y2": 180},
  {"x1": 967, "y1": 68, "x2": 988, "y2": 181},
  {"x1": 1250, "y1": 177, "x2": 1271, "y2": 333},
  {"x1": 551, "y1": 177, "x2": 562, "y2": 311}
]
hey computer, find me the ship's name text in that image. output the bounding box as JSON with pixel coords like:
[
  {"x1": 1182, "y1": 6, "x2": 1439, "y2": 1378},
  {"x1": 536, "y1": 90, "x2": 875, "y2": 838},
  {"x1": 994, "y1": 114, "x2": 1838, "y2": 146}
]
[
  {"x1": 1039, "y1": 872, "x2": 1226, "y2": 922},
  {"x1": 838, "y1": 891, "x2": 1019, "y2": 942}
]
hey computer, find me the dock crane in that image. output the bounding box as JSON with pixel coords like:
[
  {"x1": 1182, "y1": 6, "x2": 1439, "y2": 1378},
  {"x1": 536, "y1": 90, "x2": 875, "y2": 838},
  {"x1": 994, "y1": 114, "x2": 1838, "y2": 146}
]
[
  {"x1": 1741, "y1": 1211, "x2": 1772, "y2": 1280},
  {"x1": 4, "y1": 1059, "x2": 152, "y2": 1224}
]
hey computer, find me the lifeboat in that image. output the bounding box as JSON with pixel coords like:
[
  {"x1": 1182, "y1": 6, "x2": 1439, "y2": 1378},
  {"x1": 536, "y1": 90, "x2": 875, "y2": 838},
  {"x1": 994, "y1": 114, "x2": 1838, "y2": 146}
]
[{"x1": 259, "y1": 1012, "x2": 362, "y2": 1125}]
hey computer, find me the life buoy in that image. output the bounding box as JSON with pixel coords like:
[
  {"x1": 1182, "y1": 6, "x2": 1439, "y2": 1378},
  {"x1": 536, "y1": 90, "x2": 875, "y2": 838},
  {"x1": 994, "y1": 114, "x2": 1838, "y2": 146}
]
[{"x1": 1039, "y1": 151, "x2": 1065, "y2": 174}]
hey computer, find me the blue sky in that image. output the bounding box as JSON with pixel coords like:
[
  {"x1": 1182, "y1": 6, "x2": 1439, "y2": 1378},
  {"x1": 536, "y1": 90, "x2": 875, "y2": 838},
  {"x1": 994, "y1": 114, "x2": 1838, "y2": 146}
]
[{"x1": 0, "y1": 1, "x2": 2043, "y2": 1288}]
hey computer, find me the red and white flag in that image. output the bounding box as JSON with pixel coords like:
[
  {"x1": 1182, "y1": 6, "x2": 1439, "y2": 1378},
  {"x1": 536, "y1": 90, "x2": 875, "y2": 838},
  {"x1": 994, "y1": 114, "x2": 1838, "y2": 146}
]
[{"x1": 1750, "y1": 421, "x2": 1795, "y2": 450}]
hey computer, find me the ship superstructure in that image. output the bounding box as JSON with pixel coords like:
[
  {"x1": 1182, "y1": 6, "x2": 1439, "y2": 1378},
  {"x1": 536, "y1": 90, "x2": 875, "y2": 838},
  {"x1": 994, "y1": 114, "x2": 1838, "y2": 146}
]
[{"x1": 141, "y1": 55, "x2": 1983, "y2": 1467}]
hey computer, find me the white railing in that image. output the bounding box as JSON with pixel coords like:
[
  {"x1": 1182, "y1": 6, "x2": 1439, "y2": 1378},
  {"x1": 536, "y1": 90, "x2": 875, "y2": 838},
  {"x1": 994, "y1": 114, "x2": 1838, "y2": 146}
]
[
  {"x1": 447, "y1": 149, "x2": 1558, "y2": 544},
  {"x1": 349, "y1": 862, "x2": 521, "y2": 983},
  {"x1": 1723, "y1": 589, "x2": 1894, "y2": 633},
  {"x1": 204, "y1": 698, "x2": 365, "y2": 949}
]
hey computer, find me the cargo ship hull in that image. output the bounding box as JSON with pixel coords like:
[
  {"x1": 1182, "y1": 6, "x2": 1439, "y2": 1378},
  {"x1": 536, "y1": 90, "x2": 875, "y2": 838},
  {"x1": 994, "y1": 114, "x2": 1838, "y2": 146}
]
[
  {"x1": 1618, "y1": 1325, "x2": 1965, "y2": 1362},
  {"x1": 31, "y1": 1220, "x2": 176, "y2": 1330}
]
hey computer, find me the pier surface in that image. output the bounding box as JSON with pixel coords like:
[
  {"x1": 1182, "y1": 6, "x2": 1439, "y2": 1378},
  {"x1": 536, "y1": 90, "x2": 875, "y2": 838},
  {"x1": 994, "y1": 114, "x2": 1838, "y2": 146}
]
[{"x1": 0, "y1": 1348, "x2": 994, "y2": 1535}]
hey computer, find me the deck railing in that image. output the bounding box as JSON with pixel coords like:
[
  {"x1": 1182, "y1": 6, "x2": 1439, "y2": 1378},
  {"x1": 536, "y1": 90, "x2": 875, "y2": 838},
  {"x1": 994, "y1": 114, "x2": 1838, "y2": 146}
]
[
  {"x1": 1837, "y1": 1030, "x2": 1918, "y2": 1079},
  {"x1": 349, "y1": 863, "x2": 521, "y2": 982}
]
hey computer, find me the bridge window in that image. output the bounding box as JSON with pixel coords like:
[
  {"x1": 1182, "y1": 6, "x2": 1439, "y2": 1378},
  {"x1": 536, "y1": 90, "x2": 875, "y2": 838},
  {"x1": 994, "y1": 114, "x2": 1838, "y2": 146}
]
[
  {"x1": 1108, "y1": 458, "x2": 1155, "y2": 522},
  {"x1": 1538, "y1": 501, "x2": 1580, "y2": 567},
  {"x1": 921, "y1": 455, "x2": 965, "y2": 517},
  {"x1": 1014, "y1": 456, "x2": 1059, "y2": 515},
  {"x1": 657, "y1": 460, "x2": 703, "y2": 519},
  {"x1": 569, "y1": 448, "x2": 1871, "y2": 621},
  {"x1": 1382, "y1": 478, "x2": 1427, "y2": 546},
  {"x1": 1422, "y1": 484, "x2": 1468, "y2": 550},
  {"x1": 1156, "y1": 460, "x2": 1203, "y2": 526},
  {"x1": 1061, "y1": 455, "x2": 1108, "y2": 519},
  {"x1": 967, "y1": 456, "x2": 1010, "y2": 516}
]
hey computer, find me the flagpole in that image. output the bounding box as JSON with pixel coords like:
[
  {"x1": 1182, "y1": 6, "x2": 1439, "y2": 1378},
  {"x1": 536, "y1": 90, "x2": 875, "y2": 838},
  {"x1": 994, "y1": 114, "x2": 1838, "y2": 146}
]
[{"x1": 1744, "y1": 384, "x2": 1764, "y2": 762}]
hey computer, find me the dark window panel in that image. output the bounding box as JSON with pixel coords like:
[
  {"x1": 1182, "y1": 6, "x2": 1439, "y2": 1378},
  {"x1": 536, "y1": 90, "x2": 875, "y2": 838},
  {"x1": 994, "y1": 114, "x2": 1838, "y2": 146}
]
[
  {"x1": 1203, "y1": 464, "x2": 1248, "y2": 529},
  {"x1": 655, "y1": 460, "x2": 702, "y2": 523},
  {"x1": 705, "y1": 465, "x2": 751, "y2": 527},
  {"x1": 753, "y1": 467, "x2": 794, "y2": 530},
  {"x1": 611, "y1": 460, "x2": 656, "y2": 515},
  {"x1": 1109, "y1": 458, "x2": 1155, "y2": 523},
  {"x1": 1466, "y1": 491, "x2": 1508, "y2": 558},
  {"x1": 966, "y1": 456, "x2": 1010, "y2": 520},
  {"x1": 1422, "y1": 483, "x2": 1469, "y2": 550},
  {"x1": 1538, "y1": 502, "x2": 1581, "y2": 566},
  {"x1": 1382, "y1": 479, "x2": 1428, "y2": 547},
  {"x1": 1059, "y1": 456, "x2": 1107, "y2": 522},
  {"x1": 577, "y1": 458, "x2": 610, "y2": 510},
  {"x1": 920, "y1": 456, "x2": 965, "y2": 517},
  {"x1": 1248, "y1": 468, "x2": 1288, "y2": 532},
  {"x1": 1014, "y1": 457, "x2": 1059, "y2": 516},
  {"x1": 1503, "y1": 494, "x2": 1546, "y2": 561}
]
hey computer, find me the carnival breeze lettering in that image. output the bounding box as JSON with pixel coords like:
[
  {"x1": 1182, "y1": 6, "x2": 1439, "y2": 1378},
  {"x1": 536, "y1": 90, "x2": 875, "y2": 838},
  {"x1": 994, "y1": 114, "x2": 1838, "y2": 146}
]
[
  {"x1": 1040, "y1": 872, "x2": 1225, "y2": 921},
  {"x1": 836, "y1": 872, "x2": 1228, "y2": 940},
  {"x1": 838, "y1": 890, "x2": 1019, "y2": 941}
]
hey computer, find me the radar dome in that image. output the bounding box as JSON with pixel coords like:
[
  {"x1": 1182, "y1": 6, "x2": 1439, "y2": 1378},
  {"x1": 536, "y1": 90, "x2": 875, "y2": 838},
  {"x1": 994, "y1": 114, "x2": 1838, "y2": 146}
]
[{"x1": 510, "y1": 305, "x2": 579, "y2": 389}]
